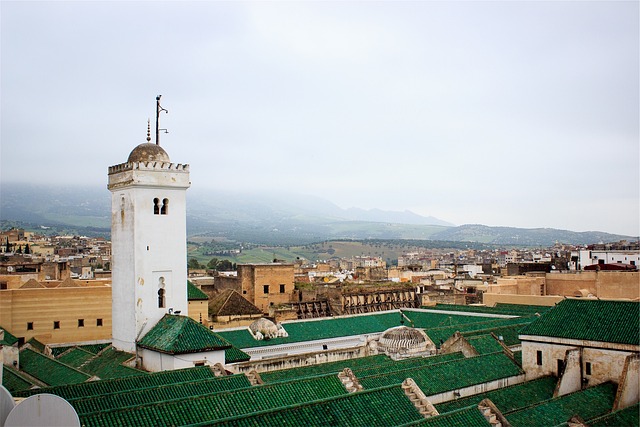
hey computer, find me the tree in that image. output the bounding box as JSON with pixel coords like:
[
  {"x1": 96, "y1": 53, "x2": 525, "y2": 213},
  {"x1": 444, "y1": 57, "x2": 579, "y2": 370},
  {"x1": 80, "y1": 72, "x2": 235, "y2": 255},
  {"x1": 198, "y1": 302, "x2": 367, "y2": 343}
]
[
  {"x1": 217, "y1": 260, "x2": 234, "y2": 271},
  {"x1": 187, "y1": 258, "x2": 202, "y2": 269},
  {"x1": 24, "y1": 243, "x2": 31, "y2": 254},
  {"x1": 16, "y1": 245, "x2": 22, "y2": 254},
  {"x1": 207, "y1": 258, "x2": 219, "y2": 270}
]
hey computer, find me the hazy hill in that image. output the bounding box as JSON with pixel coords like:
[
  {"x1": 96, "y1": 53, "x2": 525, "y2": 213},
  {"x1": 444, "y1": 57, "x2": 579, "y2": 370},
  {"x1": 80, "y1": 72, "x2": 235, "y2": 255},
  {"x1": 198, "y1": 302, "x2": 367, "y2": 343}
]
[{"x1": 0, "y1": 182, "x2": 632, "y2": 246}]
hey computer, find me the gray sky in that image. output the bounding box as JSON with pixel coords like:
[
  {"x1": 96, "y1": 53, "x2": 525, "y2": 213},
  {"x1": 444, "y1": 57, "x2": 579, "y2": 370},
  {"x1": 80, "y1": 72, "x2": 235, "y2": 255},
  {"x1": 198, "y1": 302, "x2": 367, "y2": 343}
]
[{"x1": 1, "y1": 1, "x2": 638, "y2": 236}]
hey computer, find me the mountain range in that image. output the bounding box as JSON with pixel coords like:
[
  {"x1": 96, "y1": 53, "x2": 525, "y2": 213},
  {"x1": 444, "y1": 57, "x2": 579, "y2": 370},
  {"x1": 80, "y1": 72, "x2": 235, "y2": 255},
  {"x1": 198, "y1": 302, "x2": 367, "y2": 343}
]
[{"x1": 0, "y1": 182, "x2": 632, "y2": 246}]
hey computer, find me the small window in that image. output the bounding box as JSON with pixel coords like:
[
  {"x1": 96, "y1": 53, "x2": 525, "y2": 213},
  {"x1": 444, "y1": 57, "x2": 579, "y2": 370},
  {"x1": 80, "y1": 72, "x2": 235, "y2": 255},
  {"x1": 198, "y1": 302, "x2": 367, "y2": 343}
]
[
  {"x1": 53, "y1": 321, "x2": 60, "y2": 329},
  {"x1": 263, "y1": 285, "x2": 269, "y2": 294},
  {"x1": 97, "y1": 318, "x2": 103, "y2": 327},
  {"x1": 0, "y1": 282, "x2": 7, "y2": 290},
  {"x1": 194, "y1": 361, "x2": 206, "y2": 367},
  {"x1": 279, "y1": 284, "x2": 285, "y2": 293},
  {"x1": 153, "y1": 198, "x2": 160, "y2": 215},
  {"x1": 536, "y1": 350, "x2": 543, "y2": 366},
  {"x1": 78, "y1": 319, "x2": 84, "y2": 328},
  {"x1": 161, "y1": 198, "x2": 169, "y2": 215},
  {"x1": 557, "y1": 359, "x2": 565, "y2": 376},
  {"x1": 158, "y1": 288, "x2": 166, "y2": 308},
  {"x1": 585, "y1": 362, "x2": 592, "y2": 375},
  {"x1": 27, "y1": 322, "x2": 34, "y2": 330},
  {"x1": 243, "y1": 290, "x2": 247, "y2": 294}
]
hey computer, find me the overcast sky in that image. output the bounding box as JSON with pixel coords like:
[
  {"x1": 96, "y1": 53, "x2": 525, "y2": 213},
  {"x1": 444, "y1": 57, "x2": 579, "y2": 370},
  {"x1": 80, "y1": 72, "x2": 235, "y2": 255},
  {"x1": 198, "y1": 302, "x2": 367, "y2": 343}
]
[{"x1": 1, "y1": 1, "x2": 638, "y2": 236}]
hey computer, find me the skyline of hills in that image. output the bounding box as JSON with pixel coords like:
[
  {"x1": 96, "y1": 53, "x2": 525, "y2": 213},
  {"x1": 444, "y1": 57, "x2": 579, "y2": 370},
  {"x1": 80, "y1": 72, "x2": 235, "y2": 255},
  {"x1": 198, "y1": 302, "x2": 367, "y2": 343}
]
[{"x1": 0, "y1": 182, "x2": 634, "y2": 246}]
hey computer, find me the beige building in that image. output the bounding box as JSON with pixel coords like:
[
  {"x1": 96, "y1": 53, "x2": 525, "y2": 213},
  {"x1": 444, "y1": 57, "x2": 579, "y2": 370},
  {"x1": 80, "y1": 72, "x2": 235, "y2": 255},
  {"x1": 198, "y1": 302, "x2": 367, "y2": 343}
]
[
  {"x1": 0, "y1": 278, "x2": 112, "y2": 345},
  {"x1": 215, "y1": 263, "x2": 295, "y2": 312},
  {"x1": 483, "y1": 270, "x2": 639, "y2": 306}
]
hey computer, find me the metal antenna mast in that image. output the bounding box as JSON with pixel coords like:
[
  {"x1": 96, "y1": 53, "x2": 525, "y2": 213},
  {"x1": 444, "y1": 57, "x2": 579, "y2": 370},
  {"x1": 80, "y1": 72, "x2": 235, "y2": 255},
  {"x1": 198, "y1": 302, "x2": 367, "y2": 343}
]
[{"x1": 156, "y1": 95, "x2": 168, "y2": 145}]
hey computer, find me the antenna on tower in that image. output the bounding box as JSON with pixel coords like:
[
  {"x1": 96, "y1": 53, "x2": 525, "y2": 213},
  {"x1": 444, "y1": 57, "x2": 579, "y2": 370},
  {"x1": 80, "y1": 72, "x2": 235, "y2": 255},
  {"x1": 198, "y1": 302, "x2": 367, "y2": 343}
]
[{"x1": 156, "y1": 95, "x2": 168, "y2": 145}]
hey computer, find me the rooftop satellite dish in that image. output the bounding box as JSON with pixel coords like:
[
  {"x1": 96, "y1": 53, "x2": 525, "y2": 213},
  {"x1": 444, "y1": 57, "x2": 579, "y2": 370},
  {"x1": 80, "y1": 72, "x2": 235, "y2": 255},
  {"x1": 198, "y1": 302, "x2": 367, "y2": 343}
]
[
  {"x1": 0, "y1": 385, "x2": 16, "y2": 427},
  {"x1": 4, "y1": 394, "x2": 80, "y2": 427}
]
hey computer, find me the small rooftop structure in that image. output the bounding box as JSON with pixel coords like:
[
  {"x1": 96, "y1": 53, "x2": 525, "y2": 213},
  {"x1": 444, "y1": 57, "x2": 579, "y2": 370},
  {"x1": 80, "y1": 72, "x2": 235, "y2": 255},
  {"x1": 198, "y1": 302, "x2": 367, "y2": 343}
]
[{"x1": 377, "y1": 325, "x2": 435, "y2": 359}]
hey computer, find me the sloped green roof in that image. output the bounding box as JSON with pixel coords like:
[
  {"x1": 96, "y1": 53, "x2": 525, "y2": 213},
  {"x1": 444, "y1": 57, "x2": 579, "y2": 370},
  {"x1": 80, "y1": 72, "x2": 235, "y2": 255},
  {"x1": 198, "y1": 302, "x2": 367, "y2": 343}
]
[
  {"x1": 260, "y1": 354, "x2": 392, "y2": 383},
  {"x1": 13, "y1": 365, "x2": 216, "y2": 400},
  {"x1": 0, "y1": 327, "x2": 19, "y2": 346},
  {"x1": 57, "y1": 347, "x2": 96, "y2": 368},
  {"x1": 466, "y1": 334, "x2": 505, "y2": 355},
  {"x1": 76, "y1": 346, "x2": 144, "y2": 379},
  {"x1": 519, "y1": 299, "x2": 640, "y2": 345},
  {"x1": 51, "y1": 343, "x2": 110, "y2": 357},
  {"x1": 350, "y1": 352, "x2": 465, "y2": 379},
  {"x1": 428, "y1": 317, "x2": 535, "y2": 348},
  {"x1": 426, "y1": 303, "x2": 550, "y2": 317},
  {"x1": 208, "y1": 384, "x2": 424, "y2": 427},
  {"x1": 218, "y1": 310, "x2": 498, "y2": 349},
  {"x1": 79, "y1": 374, "x2": 346, "y2": 427},
  {"x1": 2, "y1": 364, "x2": 42, "y2": 394},
  {"x1": 435, "y1": 376, "x2": 557, "y2": 414},
  {"x1": 19, "y1": 348, "x2": 92, "y2": 386},
  {"x1": 71, "y1": 373, "x2": 252, "y2": 418},
  {"x1": 225, "y1": 346, "x2": 251, "y2": 364},
  {"x1": 505, "y1": 382, "x2": 617, "y2": 426},
  {"x1": 25, "y1": 337, "x2": 46, "y2": 353},
  {"x1": 399, "y1": 405, "x2": 491, "y2": 427},
  {"x1": 588, "y1": 402, "x2": 639, "y2": 427},
  {"x1": 188, "y1": 280, "x2": 209, "y2": 300},
  {"x1": 358, "y1": 351, "x2": 523, "y2": 395},
  {"x1": 138, "y1": 314, "x2": 231, "y2": 354}
]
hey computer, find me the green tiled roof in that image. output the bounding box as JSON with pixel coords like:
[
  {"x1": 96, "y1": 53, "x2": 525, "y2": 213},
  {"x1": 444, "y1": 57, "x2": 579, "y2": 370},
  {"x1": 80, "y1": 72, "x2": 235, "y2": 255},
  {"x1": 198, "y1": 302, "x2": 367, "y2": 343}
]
[
  {"x1": 0, "y1": 327, "x2": 19, "y2": 346},
  {"x1": 77, "y1": 346, "x2": 144, "y2": 379},
  {"x1": 25, "y1": 337, "x2": 46, "y2": 353},
  {"x1": 79, "y1": 374, "x2": 347, "y2": 427},
  {"x1": 207, "y1": 384, "x2": 424, "y2": 427},
  {"x1": 19, "y1": 348, "x2": 92, "y2": 386},
  {"x1": 466, "y1": 334, "x2": 505, "y2": 355},
  {"x1": 588, "y1": 402, "x2": 639, "y2": 427},
  {"x1": 225, "y1": 346, "x2": 251, "y2": 364},
  {"x1": 138, "y1": 314, "x2": 231, "y2": 354},
  {"x1": 13, "y1": 365, "x2": 216, "y2": 400},
  {"x1": 505, "y1": 382, "x2": 617, "y2": 426},
  {"x1": 218, "y1": 310, "x2": 498, "y2": 349},
  {"x1": 2, "y1": 364, "x2": 41, "y2": 394},
  {"x1": 519, "y1": 299, "x2": 640, "y2": 345},
  {"x1": 359, "y1": 351, "x2": 524, "y2": 395},
  {"x1": 351, "y1": 352, "x2": 465, "y2": 379},
  {"x1": 57, "y1": 347, "x2": 96, "y2": 367},
  {"x1": 435, "y1": 376, "x2": 557, "y2": 414},
  {"x1": 399, "y1": 405, "x2": 491, "y2": 427},
  {"x1": 427, "y1": 317, "x2": 535, "y2": 348},
  {"x1": 71, "y1": 373, "x2": 252, "y2": 417},
  {"x1": 259, "y1": 354, "x2": 392, "y2": 383},
  {"x1": 51, "y1": 343, "x2": 110, "y2": 357},
  {"x1": 188, "y1": 280, "x2": 209, "y2": 300},
  {"x1": 463, "y1": 323, "x2": 526, "y2": 347},
  {"x1": 425, "y1": 303, "x2": 550, "y2": 317}
]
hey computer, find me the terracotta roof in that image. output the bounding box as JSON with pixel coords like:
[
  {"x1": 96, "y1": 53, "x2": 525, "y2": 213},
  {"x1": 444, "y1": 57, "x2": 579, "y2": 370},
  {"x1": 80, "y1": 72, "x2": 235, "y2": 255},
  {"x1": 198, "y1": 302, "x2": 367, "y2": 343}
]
[
  {"x1": 137, "y1": 314, "x2": 231, "y2": 354},
  {"x1": 209, "y1": 289, "x2": 262, "y2": 316},
  {"x1": 187, "y1": 280, "x2": 209, "y2": 300},
  {"x1": 20, "y1": 278, "x2": 45, "y2": 288},
  {"x1": 519, "y1": 299, "x2": 640, "y2": 345},
  {"x1": 57, "y1": 277, "x2": 80, "y2": 287}
]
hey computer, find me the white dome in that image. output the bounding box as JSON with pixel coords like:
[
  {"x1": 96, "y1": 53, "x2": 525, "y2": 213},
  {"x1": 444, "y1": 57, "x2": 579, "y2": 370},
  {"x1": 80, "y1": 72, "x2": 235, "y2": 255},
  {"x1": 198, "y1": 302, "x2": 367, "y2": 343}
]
[{"x1": 377, "y1": 326, "x2": 435, "y2": 359}]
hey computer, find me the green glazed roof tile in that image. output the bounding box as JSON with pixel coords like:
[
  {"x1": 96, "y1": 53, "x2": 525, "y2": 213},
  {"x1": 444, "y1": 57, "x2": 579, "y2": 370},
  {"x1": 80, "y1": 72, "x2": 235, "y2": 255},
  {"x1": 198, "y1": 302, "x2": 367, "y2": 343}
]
[
  {"x1": 399, "y1": 405, "x2": 491, "y2": 427},
  {"x1": 519, "y1": 299, "x2": 640, "y2": 345},
  {"x1": 13, "y1": 365, "x2": 215, "y2": 400},
  {"x1": 435, "y1": 376, "x2": 557, "y2": 414},
  {"x1": 138, "y1": 314, "x2": 231, "y2": 354},
  {"x1": 588, "y1": 402, "x2": 639, "y2": 427},
  {"x1": 505, "y1": 382, "x2": 618, "y2": 426},
  {"x1": 188, "y1": 280, "x2": 209, "y2": 300},
  {"x1": 19, "y1": 348, "x2": 92, "y2": 386},
  {"x1": 2, "y1": 364, "x2": 41, "y2": 393},
  {"x1": 225, "y1": 346, "x2": 251, "y2": 364},
  {"x1": 0, "y1": 327, "x2": 19, "y2": 346}
]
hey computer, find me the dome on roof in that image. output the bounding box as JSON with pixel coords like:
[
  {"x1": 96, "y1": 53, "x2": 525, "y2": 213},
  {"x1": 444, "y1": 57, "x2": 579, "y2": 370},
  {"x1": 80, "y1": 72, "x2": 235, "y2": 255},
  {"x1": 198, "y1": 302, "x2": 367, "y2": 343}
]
[
  {"x1": 248, "y1": 318, "x2": 288, "y2": 340},
  {"x1": 377, "y1": 326, "x2": 435, "y2": 360},
  {"x1": 127, "y1": 143, "x2": 170, "y2": 163}
]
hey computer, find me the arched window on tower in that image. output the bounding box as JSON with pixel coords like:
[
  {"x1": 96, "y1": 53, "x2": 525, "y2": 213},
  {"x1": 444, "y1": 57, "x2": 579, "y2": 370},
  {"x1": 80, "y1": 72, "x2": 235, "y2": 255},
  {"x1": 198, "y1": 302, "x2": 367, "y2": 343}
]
[
  {"x1": 161, "y1": 198, "x2": 169, "y2": 215},
  {"x1": 158, "y1": 276, "x2": 166, "y2": 308},
  {"x1": 158, "y1": 288, "x2": 165, "y2": 308},
  {"x1": 153, "y1": 198, "x2": 160, "y2": 215}
]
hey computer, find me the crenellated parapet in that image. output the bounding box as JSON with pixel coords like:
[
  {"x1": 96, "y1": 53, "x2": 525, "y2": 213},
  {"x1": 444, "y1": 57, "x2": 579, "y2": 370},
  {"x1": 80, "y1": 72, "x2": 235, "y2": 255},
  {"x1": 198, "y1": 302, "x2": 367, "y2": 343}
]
[{"x1": 108, "y1": 161, "x2": 189, "y2": 175}]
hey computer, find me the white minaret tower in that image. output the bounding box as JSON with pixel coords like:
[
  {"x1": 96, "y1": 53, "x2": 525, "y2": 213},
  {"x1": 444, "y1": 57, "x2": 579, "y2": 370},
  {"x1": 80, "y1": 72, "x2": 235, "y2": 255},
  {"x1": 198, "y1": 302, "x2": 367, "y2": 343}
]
[{"x1": 108, "y1": 98, "x2": 190, "y2": 353}]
